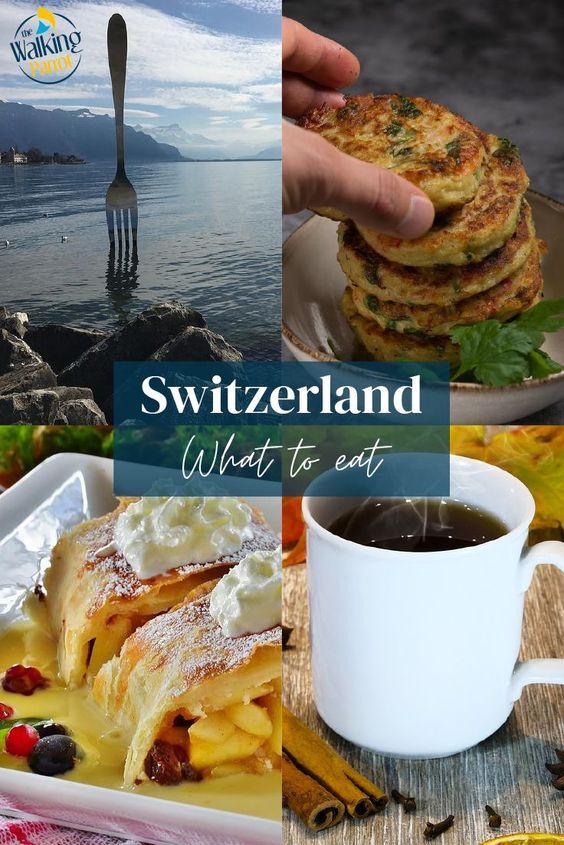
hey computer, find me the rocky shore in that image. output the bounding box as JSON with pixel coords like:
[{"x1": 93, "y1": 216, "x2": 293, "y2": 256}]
[{"x1": 0, "y1": 303, "x2": 242, "y2": 424}]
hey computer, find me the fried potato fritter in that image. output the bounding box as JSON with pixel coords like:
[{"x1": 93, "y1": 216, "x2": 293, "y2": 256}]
[
  {"x1": 337, "y1": 201, "x2": 535, "y2": 306},
  {"x1": 358, "y1": 135, "x2": 529, "y2": 267},
  {"x1": 340, "y1": 287, "x2": 460, "y2": 364},
  {"x1": 349, "y1": 242, "x2": 543, "y2": 336},
  {"x1": 297, "y1": 93, "x2": 488, "y2": 213}
]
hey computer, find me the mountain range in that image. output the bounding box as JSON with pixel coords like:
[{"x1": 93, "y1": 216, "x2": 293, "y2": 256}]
[
  {"x1": 0, "y1": 102, "x2": 281, "y2": 163},
  {"x1": 0, "y1": 101, "x2": 185, "y2": 162},
  {"x1": 133, "y1": 122, "x2": 281, "y2": 161}
]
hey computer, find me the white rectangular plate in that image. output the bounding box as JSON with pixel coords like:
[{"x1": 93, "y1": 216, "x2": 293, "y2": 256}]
[{"x1": 0, "y1": 453, "x2": 281, "y2": 845}]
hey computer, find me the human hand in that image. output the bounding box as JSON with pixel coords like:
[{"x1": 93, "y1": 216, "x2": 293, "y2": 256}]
[{"x1": 282, "y1": 18, "x2": 435, "y2": 238}]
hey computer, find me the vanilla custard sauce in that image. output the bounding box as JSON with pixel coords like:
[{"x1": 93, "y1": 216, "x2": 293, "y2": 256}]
[{"x1": 0, "y1": 611, "x2": 280, "y2": 821}]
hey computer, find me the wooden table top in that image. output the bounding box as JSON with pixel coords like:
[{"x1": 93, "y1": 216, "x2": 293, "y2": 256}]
[{"x1": 283, "y1": 562, "x2": 564, "y2": 843}]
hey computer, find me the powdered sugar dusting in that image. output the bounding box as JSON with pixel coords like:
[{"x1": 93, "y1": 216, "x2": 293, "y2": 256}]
[
  {"x1": 80, "y1": 504, "x2": 278, "y2": 618},
  {"x1": 130, "y1": 588, "x2": 281, "y2": 697}
]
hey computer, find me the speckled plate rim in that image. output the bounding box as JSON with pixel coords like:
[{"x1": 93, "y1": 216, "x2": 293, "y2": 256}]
[{"x1": 282, "y1": 189, "x2": 564, "y2": 392}]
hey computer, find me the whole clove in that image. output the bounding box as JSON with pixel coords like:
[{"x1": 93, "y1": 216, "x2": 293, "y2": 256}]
[
  {"x1": 424, "y1": 815, "x2": 455, "y2": 839},
  {"x1": 546, "y1": 762, "x2": 564, "y2": 776},
  {"x1": 485, "y1": 805, "x2": 502, "y2": 829},
  {"x1": 282, "y1": 626, "x2": 294, "y2": 650},
  {"x1": 552, "y1": 775, "x2": 564, "y2": 791},
  {"x1": 391, "y1": 789, "x2": 416, "y2": 813}
]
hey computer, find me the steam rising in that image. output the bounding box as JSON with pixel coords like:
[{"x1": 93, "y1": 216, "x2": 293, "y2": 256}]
[
  {"x1": 333, "y1": 496, "x2": 505, "y2": 552},
  {"x1": 337, "y1": 498, "x2": 456, "y2": 551}
]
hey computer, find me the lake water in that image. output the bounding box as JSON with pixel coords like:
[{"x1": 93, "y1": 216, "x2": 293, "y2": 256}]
[{"x1": 0, "y1": 160, "x2": 280, "y2": 359}]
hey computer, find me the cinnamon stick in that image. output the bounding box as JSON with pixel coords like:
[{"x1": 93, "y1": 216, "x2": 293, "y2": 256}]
[
  {"x1": 282, "y1": 755, "x2": 345, "y2": 831},
  {"x1": 282, "y1": 706, "x2": 388, "y2": 819}
]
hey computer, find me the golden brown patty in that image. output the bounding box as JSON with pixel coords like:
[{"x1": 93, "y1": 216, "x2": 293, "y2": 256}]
[
  {"x1": 341, "y1": 287, "x2": 460, "y2": 364},
  {"x1": 337, "y1": 201, "x2": 535, "y2": 306},
  {"x1": 349, "y1": 242, "x2": 543, "y2": 336},
  {"x1": 298, "y1": 93, "x2": 487, "y2": 212},
  {"x1": 357, "y1": 135, "x2": 529, "y2": 267}
]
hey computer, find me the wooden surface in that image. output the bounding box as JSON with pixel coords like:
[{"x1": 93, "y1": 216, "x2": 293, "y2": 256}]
[{"x1": 283, "y1": 562, "x2": 564, "y2": 843}]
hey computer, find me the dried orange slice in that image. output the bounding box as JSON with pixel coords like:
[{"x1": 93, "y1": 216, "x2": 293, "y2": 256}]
[{"x1": 483, "y1": 836, "x2": 564, "y2": 844}]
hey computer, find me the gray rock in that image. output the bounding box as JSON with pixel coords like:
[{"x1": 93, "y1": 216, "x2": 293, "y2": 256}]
[
  {"x1": 58, "y1": 398, "x2": 107, "y2": 424},
  {"x1": 25, "y1": 324, "x2": 108, "y2": 373},
  {"x1": 0, "y1": 329, "x2": 44, "y2": 374},
  {"x1": 58, "y1": 302, "x2": 207, "y2": 418},
  {"x1": 0, "y1": 362, "x2": 57, "y2": 395},
  {"x1": 0, "y1": 386, "x2": 106, "y2": 424},
  {"x1": 151, "y1": 327, "x2": 243, "y2": 362},
  {"x1": 0, "y1": 308, "x2": 29, "y2": 339}
]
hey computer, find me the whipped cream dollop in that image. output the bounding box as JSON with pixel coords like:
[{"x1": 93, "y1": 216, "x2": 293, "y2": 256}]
[
  {"x1": 209, "y1": 546, "x2": 282, "y2": 637},
  {"x1": 108, "y1": 497, "x2": 254, "y2": 579}
]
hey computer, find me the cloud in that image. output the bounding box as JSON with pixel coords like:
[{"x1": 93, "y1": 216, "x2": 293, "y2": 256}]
[
  {"x1": 242, "y1": 82, "x2": 281, "y2": 103},
  {"x1": 128, "y1": 82, "x2": 280, "y2": 112},
  {"x1": 35, "y1": 104, "x2": 160, "y2": 119},
  {"x1": 221, "y1": 0, "x2": 281, "y2": 12},
  {"x1": 239, "y1": 115, "x2": 266, "y2": 127},
  {"x1": 0, "y1": 1, "x2": 280, "y2": 91},
  {"x1": 239, "y1": 116, "x2": 277, "y2": 132},
  {"x1": 0, "y1": 0, "x2": 280, "y2": 134},
  {"x1": 0, "y1": 83, "x2": 107, "y2": 101}
]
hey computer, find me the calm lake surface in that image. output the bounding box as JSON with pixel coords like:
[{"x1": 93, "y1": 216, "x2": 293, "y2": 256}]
[{"x1": 0, "y1": 160, "x2": 280, "y2": 359}]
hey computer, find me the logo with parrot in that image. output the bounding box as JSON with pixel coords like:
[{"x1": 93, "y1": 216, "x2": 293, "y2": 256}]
[{"x1": 10, "y1": 6, "x2": 83, "y2": 84}]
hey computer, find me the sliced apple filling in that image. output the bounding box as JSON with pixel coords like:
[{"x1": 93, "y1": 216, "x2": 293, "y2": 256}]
[
  {"x1": 85, "y1": 613, "x2": 152, "y2": 681},
  {"x1": 144, "y1": 685, "x2": 281, "y2": 785}
]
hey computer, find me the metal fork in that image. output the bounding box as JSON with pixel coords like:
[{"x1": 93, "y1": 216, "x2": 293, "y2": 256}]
[{"x1": 106, "y1": 13, "x2": 138, "y2": 251}]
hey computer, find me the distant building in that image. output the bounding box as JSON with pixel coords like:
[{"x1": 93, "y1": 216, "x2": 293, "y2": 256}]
[{"x1": 4, "y1": 147, "x2": 27, "y2": 164}]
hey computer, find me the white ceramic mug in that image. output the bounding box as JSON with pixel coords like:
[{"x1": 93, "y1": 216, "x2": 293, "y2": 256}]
[{"x1": 302, "y1": 454, "x2": 564, "y2": 758}]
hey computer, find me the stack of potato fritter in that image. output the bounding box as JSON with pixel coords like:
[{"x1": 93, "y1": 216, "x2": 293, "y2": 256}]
[{"x1": 298, "y1": 95, "x2": 543, "y2": 364}]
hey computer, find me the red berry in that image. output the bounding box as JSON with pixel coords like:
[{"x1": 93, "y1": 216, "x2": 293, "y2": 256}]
[
  {"x1": 5, "y1": 724, "x2": 40, "y2": 757},
  {"x1": 2, "y1": 665, "x2": 48, "y2": 696},
  {"x1": 0, "y1": 703, "x2": 14, "y2": 719}
]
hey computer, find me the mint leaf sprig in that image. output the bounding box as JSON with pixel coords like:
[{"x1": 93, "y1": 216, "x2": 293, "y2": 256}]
[{"x1": 450, "y1": 298, "x2": 564, "y2": 386}]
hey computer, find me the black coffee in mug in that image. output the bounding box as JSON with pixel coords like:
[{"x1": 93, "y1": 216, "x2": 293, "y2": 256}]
[{"x1": 329, "y1": 498, "x2": 507, "y2": 553}]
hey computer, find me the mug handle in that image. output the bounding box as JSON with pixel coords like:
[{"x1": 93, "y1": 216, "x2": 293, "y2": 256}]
[{"x1": 511, "y1": 540, "x2": 564, "y2": 701}]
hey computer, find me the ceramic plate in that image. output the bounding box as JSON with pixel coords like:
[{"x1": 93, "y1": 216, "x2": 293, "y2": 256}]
[
  {"x1": 283, "y1": 190, "x2": 564, "y2": 424},
  {"x1": 0, "y1": 454, "x2": 281, "y2": 845}
]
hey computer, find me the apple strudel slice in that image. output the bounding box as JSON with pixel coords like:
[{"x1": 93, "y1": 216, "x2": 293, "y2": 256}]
[
  {"x1": 92, "y1": 581, "x2": 281, "y2": 787},
  {"x1": 44, "y1": 497, "x2": 278, "y2": 687}
]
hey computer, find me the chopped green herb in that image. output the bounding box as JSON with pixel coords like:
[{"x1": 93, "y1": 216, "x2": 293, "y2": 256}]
[
  {"x1": 365, "y1": 266, "x2": 380, "y2": 286},
  {"x1": 366, "y1": 295, "x2": 380, "y2": 312},
  {"x1": 492, "y1": 137, "x2": 520, "y2": 162},
  {"x1": 450, "y1": 298, "x2": 564, "y2": 386},
  {"x1": 391, "y1": 96, "x2": 422, "y2": 118},
  {"x1": 527, "y1": 349, "x2": 563, "y2": 379},
  {"x1": 446, "y1": 137, "x2": 461, "y2": 163},
  {"x1": 386, "y1": 319, "x2": 398, "y2": 331},
  {"x1": 327, "y1": 337, "x2": 341, "y2": 359},
  {"x1": 391, "y1": 146, "x2": 414, "y2": 158},
  {"x1": 464, "y1": 251, "x2": 474, "y2": 262},
  {"x1": 513, "y1": 296, "x2": 564, "y2": 336},
  {"x1": 384, "y1": 121, "x2": 403, "y2": 136}
]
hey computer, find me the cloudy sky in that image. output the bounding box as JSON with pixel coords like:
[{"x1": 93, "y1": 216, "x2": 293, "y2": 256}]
[{"x1": 0, "y1": 0, "x2": 280, "y2": 149}]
